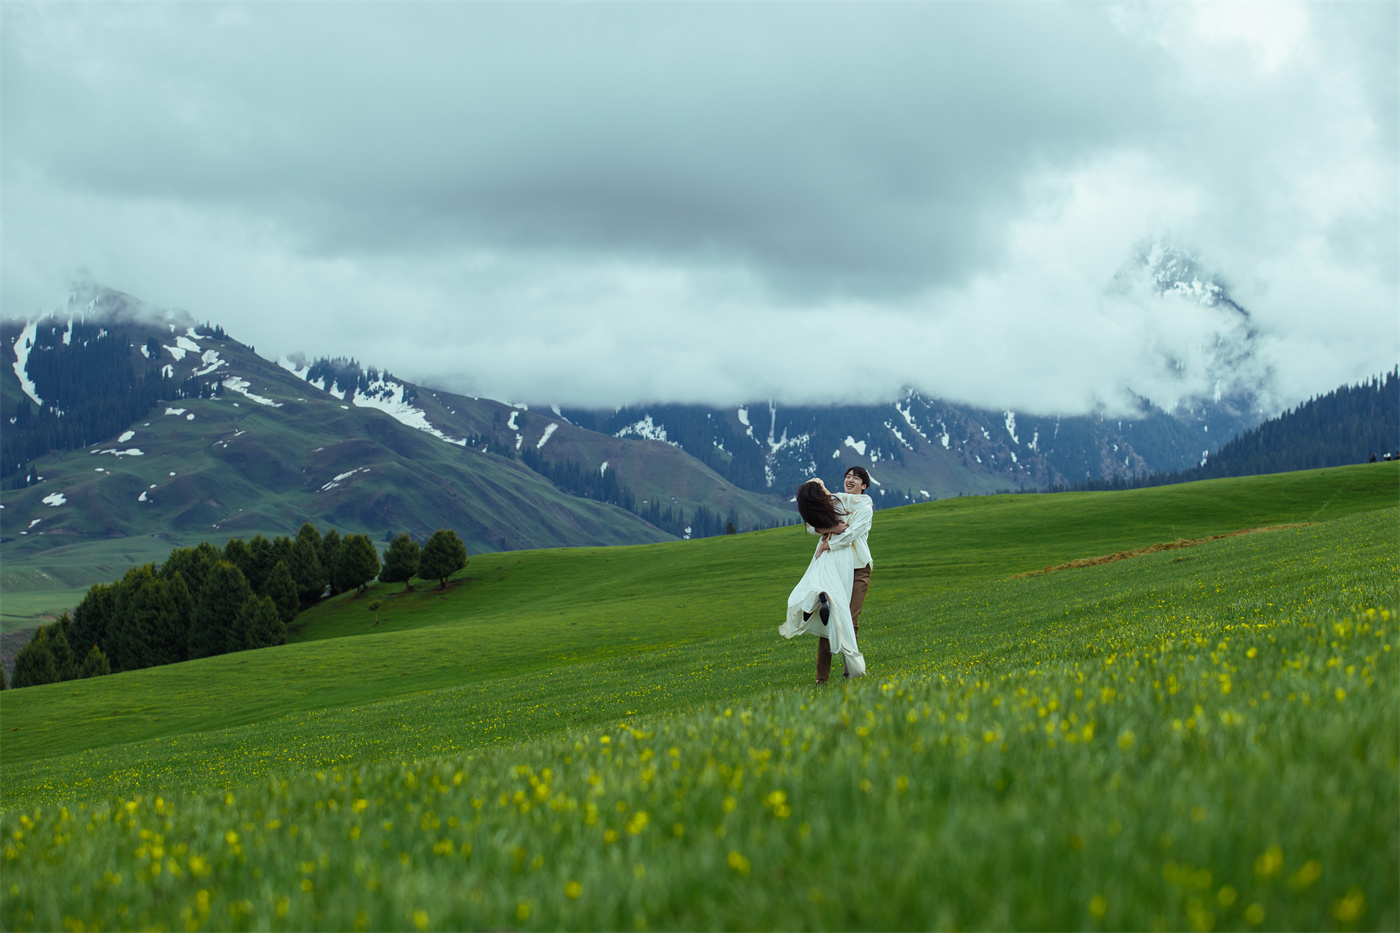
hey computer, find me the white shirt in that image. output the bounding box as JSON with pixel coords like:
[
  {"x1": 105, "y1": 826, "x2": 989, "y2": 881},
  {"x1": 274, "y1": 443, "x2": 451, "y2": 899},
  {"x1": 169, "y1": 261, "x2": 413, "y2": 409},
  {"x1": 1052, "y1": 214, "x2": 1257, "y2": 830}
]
[{"x1": 806, "y1": 491, "x2": 874, "y2": 569}]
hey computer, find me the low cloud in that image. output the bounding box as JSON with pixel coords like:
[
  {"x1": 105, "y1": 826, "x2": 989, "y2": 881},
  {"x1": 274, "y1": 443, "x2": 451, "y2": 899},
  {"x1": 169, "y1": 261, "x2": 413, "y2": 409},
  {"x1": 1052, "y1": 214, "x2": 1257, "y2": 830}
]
[{"x1": 3, "y1": 2, "x2": 1395, "y2": 415}]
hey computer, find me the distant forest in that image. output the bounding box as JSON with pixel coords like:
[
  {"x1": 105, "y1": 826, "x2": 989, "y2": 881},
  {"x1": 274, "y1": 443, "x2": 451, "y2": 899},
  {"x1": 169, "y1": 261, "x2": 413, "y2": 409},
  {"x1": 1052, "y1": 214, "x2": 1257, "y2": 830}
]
[{"x1": 1060, "y1": 369, "x2": 1399, "y2": 492}]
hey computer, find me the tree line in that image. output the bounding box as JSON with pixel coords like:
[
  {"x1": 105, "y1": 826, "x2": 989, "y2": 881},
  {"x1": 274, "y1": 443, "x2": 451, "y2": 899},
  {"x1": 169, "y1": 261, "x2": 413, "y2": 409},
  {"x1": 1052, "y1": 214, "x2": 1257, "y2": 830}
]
[
  {"x1": 6, "y1": 524, "x2": 469, "y2": 690},
  {"x1": 1053, "y1": 369, "x2": 1400, "y2": 493}
]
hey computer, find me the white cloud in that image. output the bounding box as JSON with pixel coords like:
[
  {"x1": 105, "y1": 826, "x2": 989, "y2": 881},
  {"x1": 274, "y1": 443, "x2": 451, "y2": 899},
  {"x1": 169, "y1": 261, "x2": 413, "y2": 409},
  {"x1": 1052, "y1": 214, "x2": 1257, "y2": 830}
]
[{"x1": 2, "y1": 2, "x2": 1394, "y2": 415}]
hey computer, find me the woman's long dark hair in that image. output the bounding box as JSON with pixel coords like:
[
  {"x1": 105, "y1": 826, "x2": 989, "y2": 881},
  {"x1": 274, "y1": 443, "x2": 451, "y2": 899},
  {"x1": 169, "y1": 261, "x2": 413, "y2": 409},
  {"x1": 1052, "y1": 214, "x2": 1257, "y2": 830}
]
[{"x1": 796, "y1": 479, "x2": 842, "y2": 530}]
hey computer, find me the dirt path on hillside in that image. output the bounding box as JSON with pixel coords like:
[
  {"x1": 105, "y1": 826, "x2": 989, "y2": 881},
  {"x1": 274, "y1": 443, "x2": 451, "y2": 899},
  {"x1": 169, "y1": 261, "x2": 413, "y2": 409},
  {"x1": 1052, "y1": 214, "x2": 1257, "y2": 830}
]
[{"x1": 1012, "y1": 523, "x2": 1312, "y2": 579}]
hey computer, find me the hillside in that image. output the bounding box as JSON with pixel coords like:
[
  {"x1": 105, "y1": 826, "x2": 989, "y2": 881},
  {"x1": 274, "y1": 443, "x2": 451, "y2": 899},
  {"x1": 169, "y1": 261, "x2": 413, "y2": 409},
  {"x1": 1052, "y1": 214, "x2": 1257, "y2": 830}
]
[
  {"x1": 1070, "y1": 368, "x2": 1399, "y2": 491},
  {"x1": 2, "y1": 464, "x2": 1395, "y2": 930},
  {"x1": 5, "y1": 462, "x2": 1394, "y2": 773}
]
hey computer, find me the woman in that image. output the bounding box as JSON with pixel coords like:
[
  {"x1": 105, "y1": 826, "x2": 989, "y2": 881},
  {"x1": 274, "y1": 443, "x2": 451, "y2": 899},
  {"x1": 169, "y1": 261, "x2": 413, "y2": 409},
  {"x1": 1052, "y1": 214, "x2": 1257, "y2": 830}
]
[{"x1": 779, "y1": 478, "x2": 866, "y2": 678}]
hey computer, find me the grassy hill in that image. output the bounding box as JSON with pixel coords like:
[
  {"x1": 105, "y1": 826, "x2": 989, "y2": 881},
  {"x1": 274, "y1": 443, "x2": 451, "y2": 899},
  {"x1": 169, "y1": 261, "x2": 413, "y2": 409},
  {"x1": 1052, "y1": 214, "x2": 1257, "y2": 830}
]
[{"x1": 1, "y1": 463, "x2": 1395, "y2": 930}]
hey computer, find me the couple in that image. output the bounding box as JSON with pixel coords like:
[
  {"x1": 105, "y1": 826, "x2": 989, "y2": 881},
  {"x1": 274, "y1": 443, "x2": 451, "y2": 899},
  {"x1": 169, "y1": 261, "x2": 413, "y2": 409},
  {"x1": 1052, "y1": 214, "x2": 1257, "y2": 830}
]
[{"x1": 779, "y1": 466, "x2": 873, "y2": 682}]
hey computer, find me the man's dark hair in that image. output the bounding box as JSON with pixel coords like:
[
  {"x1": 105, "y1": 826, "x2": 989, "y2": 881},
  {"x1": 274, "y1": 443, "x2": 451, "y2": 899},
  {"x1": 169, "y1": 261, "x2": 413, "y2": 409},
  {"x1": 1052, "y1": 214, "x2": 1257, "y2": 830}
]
[{"x1": 844, "y1": 466, "x2": 871, "y2": 491}]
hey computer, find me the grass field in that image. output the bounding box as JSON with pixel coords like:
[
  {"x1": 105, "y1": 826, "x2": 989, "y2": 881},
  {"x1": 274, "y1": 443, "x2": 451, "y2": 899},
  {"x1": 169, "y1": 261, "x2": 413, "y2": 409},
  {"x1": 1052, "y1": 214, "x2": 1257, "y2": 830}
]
[{"x1": 1, "y1": 464, "x2": 1396, "y2": 930}]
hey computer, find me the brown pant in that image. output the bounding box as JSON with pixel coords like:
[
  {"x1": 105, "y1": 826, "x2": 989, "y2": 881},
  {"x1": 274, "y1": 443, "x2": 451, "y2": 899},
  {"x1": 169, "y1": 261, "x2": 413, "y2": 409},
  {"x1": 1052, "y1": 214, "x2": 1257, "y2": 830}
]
[{"x1": 817, "y1": 563, "x2": 871, "y2": 682}]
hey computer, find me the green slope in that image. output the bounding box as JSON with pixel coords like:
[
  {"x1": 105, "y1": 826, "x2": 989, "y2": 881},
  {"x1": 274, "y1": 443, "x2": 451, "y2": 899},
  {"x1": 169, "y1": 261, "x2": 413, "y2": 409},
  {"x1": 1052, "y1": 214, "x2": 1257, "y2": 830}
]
[
  {"x1": 3, "y1": 463, "x2": 1394, "y2": 784},
  {"x1": 1, "y1": 465, "x2": 1395, "y2": 931}
]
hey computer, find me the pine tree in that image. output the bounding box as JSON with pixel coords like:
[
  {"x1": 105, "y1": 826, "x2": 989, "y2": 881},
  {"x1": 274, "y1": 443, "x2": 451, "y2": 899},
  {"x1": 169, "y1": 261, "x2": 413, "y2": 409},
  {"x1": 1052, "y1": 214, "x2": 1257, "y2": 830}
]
[
  {"x1": 80, "y1": 645, "x2": 112, "y2": 678},
  {"x1": 290, "y1": 524, "x2": 327, "y2": 607},
  {"x1": 164, "y1": 572, "x2": 194, "y2": 663},
  {"x1": 243, "y1": 535, "x2": 278, "y2": 594},
  {"x1": 224, "y1": 537, "x2": 251, "y2": 571},
  {"x1": 261, "y1": 561, "x2": 300, "y2": 625},
  {"x1": 379, "y1": 534, "x2": 421, "y2": 592},
  {"x1": 162, "y1": 542, "x2": 221, "y2": 601},
  {"x1": 69, "y1": 582, "x2": 117, "y2": 671},
  {"x1": 234, "y1": 595, "x2": 286, "y2": 650},
  {"x1": 335, "y1": 534, "x2": 381, "y2": 594},
  {"x1": 11, "y1": 627, "x2": 58, "y2": 688},
  {"x1": 321, "y1": 529, "x2": 343, "y2": 595},
  {"x1": 420, "y1": 529, "x2": 468, "y2": 588},
  {"x1": 189, "y1": 561, "x2": 252, "y2": 659},
  {"x1": 49, "y1": 615, "x2": 78, "y2": 681},
  {"x1": 114, "y1": 566, "x2": 183, "y2": 671}
]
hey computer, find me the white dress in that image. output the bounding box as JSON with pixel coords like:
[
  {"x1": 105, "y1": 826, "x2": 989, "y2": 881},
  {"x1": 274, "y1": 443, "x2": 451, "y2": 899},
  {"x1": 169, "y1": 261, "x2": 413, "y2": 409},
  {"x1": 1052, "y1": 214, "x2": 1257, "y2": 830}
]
[{"x1": 779, "y1": 531, "x2": 867, "y2": 677}]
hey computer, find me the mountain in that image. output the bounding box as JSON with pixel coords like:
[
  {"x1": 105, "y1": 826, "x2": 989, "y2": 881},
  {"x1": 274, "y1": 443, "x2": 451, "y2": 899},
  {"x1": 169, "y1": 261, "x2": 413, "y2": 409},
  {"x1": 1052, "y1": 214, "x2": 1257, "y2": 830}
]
[
  {"x1": 0, "y1": 287, "x2": 792, "y2": 580},
  {"x1": 1112, "y1": 243, "x2": 1277, "y2": 438},
  {"x1": 1070, "y1": 369, "x2": 1399, "y2": 490},
  {"x1": 2, "y1": 269, "x2": 1284, "y2": 577},
  {"x1": 557, "y1": 395, "x2": 1233, "y2": 507}
]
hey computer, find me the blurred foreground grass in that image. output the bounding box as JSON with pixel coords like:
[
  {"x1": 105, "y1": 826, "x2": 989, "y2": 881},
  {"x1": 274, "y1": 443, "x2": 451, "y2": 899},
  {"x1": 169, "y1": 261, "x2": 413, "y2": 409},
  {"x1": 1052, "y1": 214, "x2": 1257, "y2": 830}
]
[{"x1": 2, "y1": 487, "x2": 1395, "y2": 930}]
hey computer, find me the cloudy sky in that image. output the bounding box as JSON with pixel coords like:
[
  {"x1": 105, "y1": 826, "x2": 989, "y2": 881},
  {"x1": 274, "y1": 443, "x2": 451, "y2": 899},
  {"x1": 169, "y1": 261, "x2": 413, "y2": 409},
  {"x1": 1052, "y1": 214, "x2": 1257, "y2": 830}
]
[{"x1": 3, "y1": 2, "x2": 1396, "y2": 415}]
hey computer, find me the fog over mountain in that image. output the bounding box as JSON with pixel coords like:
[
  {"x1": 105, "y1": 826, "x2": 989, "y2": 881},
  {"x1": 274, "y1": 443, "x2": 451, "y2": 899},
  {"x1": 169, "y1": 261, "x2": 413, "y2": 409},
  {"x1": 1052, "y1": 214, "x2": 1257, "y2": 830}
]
[{"x1": 3, "y1": 2, "x2": 1395, "y2": 416}]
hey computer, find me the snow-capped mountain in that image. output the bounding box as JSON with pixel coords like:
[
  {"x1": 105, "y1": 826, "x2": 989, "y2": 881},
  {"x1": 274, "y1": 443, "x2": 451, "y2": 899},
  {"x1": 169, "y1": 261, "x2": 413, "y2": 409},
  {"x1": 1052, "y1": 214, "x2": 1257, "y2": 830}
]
[{"x1": 1114, "y1": 243, "x2": 1277, "y2": 445}]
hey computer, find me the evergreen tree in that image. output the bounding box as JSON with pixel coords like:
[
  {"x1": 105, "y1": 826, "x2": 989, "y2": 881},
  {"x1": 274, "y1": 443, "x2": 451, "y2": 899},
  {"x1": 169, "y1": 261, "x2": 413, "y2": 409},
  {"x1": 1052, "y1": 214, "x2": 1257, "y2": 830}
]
[
  {"x1": 335, "y1": 534, "x2": 381, "y2": 594},
  {"x1": 379, "y1": 534, "x2": 421, "y2": 591},
  {"x1": 1, "y1": 664, "x2": 7, "y2": 690},
  {"x1": 49, "y1": 615, "x2": 78, "y2": 682},
  {"x1": 80, "y1": 645, "x2": 112, "y2": 678},
  {"x1": 420, "y1": 529, "x2": 468, "y2": 588},
  {"x1": 224, "y1": 537, "x2": 252, "y2": 570},
  {"x1": 290, "y1": 524, "x2": 327, "y2": 607},
  {"x1": 162, "y1": 542, "x2": 221, "y2": 601},
  {"x1": 233, "y1": 595, "x2": 285, "y2": 650},
  {"x1": 11, "y1": 627, "x2": 58, "y2": 688},
  {"x1": 321, "y1": 529, "x2": 343, "y2": 595},
  {"x1": 113, "y1": 565, "x2": 184, "y2": 671},
  {"x1": 69, "y1": 582, "x2": 117, "y2": 670},
  {"x1": 243, "y1": 535, "x2": 278, "y2": 594},
  {"x1": 261, "y1": 560, "x2": 300, "y2": 624},
  {"x1": 164, "y1": 572, "x2": 194, "y2": 662},
  {"x1": 289, "y1": 534, "x2": 326, "y2": 608},
  {"x1": 189, "y1": 561, "x2": 252, "y2": 659}
]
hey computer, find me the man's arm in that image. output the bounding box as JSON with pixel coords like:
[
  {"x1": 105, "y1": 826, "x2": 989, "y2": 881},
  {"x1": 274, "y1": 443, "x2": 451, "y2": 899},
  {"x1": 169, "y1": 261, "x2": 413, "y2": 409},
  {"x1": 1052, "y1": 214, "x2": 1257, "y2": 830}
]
[{"x1": 824, "y1": 495, "x2": 871, "y2": 551}]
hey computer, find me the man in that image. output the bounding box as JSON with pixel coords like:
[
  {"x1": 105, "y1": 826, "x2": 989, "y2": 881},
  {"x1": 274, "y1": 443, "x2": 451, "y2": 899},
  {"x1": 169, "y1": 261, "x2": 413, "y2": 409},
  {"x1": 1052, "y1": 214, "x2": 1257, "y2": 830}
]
[{"x1": 811, "y1": 466, "x2": 874, "y2": 683}]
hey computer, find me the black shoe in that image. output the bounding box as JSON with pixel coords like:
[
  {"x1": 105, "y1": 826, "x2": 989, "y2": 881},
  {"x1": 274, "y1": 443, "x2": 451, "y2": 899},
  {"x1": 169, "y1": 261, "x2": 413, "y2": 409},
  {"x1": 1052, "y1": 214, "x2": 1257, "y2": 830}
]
[{"x1": 818, "y1": 592, "x2": 831, "y2": 625}]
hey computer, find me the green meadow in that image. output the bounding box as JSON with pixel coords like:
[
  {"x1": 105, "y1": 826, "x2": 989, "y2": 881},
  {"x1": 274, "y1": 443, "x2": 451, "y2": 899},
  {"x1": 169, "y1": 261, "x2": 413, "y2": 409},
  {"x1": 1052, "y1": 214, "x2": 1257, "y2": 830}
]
[{"x1": 2, "y1": 464, "x2": 1396, "y2": 931}]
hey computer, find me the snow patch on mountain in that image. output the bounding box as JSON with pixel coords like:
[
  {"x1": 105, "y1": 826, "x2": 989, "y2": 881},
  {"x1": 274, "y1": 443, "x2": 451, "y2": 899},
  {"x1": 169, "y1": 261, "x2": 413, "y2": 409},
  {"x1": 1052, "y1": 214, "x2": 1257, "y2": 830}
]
[
  {"x1": 222, "y1": 376, "x2": 282, "y2": 407},
  {"x1": 353, "y1": 376, "x2": 468, "y2": 446},
  {"x1": 12, "y1": 321, "x2": 43, "y2": 405},
  {"x1": 93, "y1": 447, "x2": 145, "y2": 457},
  {"x1": 1004, "y1": 411, "x2": 1019, "y2": 445},
  {"x1": 320, "y1": 467, "x2": 370, "y2": 492},
  {"x1": 277, "y1": 357, "x2": 312, "y2": 381},
  {"x1": 194, "y1": 349, "x2": 225, "y2": 377},
  {"x1": 537, "y1": 423, "x2": 558, "y2": 449},
  {"x1": 894, "y1": 402, "x2": 929, "y2": 441},
  {"x1": 42, "y1": 492, "x2": 66, "y2": 507},
  {"x1": 885, "y1": 421, "x2": 913, "y2": 450},
  {"x1": 844, "y1": 436, "x2": 867, "y2": 456},
  {"x1": 118, "y1": 431, "x2": 135, "y2": 443},
  {"x1": 615, "y1": 414, "x2": 680, "y2": 447},
  {"x1": 165, "y1": 407, "x2": 186, "y2": 416}
]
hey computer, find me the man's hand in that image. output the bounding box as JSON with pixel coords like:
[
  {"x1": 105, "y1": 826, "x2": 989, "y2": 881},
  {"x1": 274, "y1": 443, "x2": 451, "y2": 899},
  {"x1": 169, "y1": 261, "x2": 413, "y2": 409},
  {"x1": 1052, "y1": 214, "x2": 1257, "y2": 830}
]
[{"x1": 815, "y1": 538, "x2": 830, "y2": 557}]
